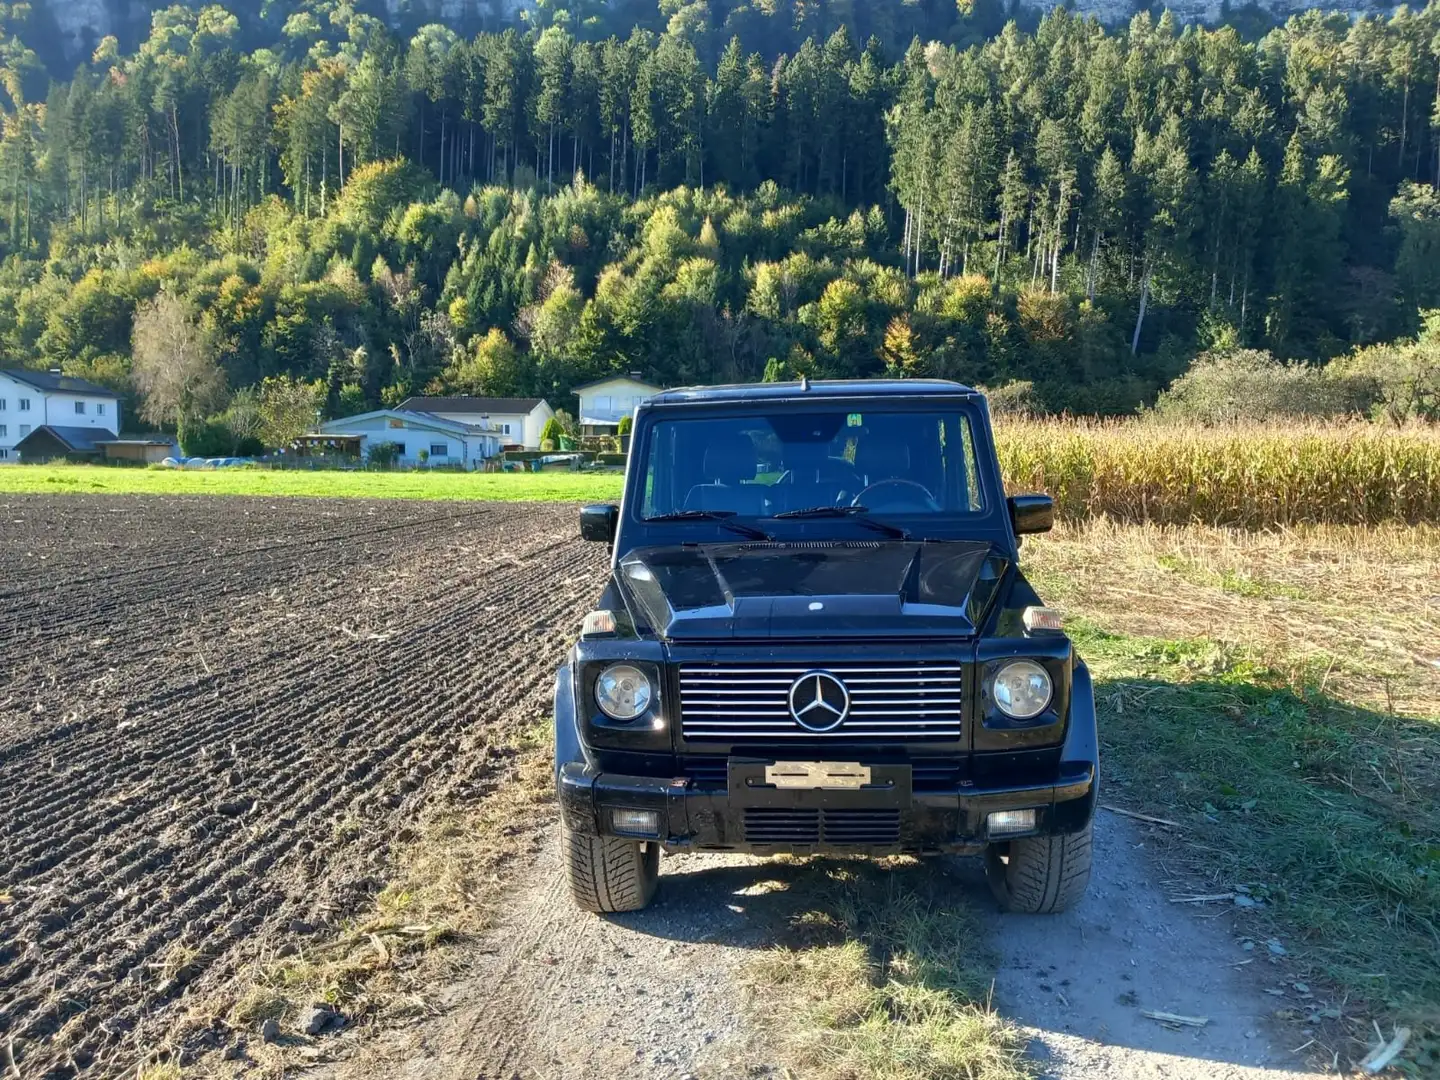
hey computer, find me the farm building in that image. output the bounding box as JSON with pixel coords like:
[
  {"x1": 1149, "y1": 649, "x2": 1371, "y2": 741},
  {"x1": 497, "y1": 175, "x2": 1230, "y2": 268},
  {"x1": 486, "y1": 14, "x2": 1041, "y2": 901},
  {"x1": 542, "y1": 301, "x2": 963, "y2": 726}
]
[
  {"x1": 12, "y1": 425, "x2": 110, "y2": 462},
  {"x1": 0, "y1": 369, "x2": 120, "y2": 463},
  {"x1": 97, "y1": 437, "x2": 179, "y2": 464},
  {"x1": 573, "y1": 375, "x2": 661, "y2": 436},
  {"x1": 307, "y1": 409, "x2": 504, "y2": 467},
  {"x1": 396, "y1": 396, "x2": 553, "y2": 449}
]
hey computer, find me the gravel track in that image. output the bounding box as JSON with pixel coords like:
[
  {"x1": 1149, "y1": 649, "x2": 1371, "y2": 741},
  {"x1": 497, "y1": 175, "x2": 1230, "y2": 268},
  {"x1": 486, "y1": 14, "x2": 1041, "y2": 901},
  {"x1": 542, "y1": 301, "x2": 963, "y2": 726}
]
[
  {"x1": 314, "y1": 819, "x2": 1330, "y2": 1080},
  {"x1": 0, "y1": 495, "x2": 605, "y2": 1079}
]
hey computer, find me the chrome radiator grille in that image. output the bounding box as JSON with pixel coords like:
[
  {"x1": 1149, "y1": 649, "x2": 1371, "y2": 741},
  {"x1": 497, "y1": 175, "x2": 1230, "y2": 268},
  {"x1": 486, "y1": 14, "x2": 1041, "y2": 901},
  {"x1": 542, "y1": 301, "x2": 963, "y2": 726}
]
[{"x1": 678, "y1": 663, "x2": 964, "y2": 740}]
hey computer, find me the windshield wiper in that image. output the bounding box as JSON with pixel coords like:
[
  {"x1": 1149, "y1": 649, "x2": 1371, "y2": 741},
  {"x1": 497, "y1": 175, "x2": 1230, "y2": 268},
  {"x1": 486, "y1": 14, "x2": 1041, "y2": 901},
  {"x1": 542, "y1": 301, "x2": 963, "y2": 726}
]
[
  {"x1": 770, "y1": 505, "x2": 910, "y2": 539},
  {"x1": 644, "y1": 509, "x2": 773, "y2": 541}
]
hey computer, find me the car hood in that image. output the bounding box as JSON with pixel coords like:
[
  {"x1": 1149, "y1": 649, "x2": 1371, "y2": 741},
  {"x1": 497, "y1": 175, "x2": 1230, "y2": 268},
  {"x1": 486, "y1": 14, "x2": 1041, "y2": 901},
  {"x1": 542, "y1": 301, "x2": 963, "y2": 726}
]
[{"x1": 614, "y1": 541, "x2": 1008, "y2": 640}]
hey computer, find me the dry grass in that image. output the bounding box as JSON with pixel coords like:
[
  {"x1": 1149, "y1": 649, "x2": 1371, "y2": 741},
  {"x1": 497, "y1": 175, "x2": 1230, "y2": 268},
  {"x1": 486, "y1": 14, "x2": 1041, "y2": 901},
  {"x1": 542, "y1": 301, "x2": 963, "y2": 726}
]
[
  {"x1": 744, "y1": 860, "x2": 1031, "y2": 1080},
  {"x1": 1028, "y1": 520, "x2": 1440, "y2": 1071},
  {"x1": 996, "y1": 419, "x2": 1440, "y2": 528},
  {"x1": 1025, "y1": 519, "x2": 1440, "y2": 719}
]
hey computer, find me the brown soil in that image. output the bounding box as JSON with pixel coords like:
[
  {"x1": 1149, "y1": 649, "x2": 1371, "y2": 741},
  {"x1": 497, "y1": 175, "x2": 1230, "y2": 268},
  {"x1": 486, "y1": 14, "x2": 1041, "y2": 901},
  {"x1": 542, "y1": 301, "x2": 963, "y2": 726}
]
[{"x1": 0, "y1": 495, "x2": 605, "y2": 1079}]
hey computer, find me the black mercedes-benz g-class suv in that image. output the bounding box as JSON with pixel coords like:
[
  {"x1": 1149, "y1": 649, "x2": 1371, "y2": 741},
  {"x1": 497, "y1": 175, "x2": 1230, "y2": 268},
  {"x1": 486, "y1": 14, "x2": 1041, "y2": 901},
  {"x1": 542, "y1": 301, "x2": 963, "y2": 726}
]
[{"x1": 555, "y1": 379, "x2": 1097, "y2": 914}]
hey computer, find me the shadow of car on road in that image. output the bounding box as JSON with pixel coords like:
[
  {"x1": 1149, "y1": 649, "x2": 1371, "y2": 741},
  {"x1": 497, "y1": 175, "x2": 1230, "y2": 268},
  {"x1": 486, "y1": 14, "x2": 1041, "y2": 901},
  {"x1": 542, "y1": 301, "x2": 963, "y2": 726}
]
[{"x1": 602, "y1": 805, "x2": 1324, "y2": 1077}]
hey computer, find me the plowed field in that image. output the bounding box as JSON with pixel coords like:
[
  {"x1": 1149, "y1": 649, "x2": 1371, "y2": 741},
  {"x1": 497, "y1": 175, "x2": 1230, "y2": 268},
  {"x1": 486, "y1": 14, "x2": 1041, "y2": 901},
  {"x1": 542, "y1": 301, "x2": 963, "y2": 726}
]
[{"x1": 0, "y1": 496, "x2": 604, "y2": 1079}]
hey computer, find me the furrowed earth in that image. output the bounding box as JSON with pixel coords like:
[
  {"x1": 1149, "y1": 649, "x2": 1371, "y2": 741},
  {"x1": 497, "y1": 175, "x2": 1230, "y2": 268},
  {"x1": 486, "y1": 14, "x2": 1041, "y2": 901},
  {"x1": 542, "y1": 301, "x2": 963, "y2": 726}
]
[{"x1": 0, "y1": 495, "x2": 606, "y2": 1079}]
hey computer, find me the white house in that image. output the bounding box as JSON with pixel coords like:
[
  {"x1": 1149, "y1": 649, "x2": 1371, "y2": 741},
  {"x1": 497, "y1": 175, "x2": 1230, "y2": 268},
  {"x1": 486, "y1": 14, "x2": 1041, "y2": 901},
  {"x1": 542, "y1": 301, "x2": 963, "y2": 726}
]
[
  {"x1": 0, "y1": 369, "x2": 120, "y2": 463},
  {"x1": 573, "y1": 375, "x2": 662, "y2": 435},
  {"x1": 306, "y1": 409, "x2": 504, "y2": 468},
  {"x1": 397, "y1": 396, "x2": 553, "y2": 449}
]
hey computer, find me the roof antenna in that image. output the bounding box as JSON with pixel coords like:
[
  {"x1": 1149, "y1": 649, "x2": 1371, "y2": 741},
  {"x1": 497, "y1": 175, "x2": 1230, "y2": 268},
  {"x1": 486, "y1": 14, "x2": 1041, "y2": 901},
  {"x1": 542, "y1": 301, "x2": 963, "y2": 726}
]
[{"x1": 799, "y1": 374, "x2": 810, "y2": 391}]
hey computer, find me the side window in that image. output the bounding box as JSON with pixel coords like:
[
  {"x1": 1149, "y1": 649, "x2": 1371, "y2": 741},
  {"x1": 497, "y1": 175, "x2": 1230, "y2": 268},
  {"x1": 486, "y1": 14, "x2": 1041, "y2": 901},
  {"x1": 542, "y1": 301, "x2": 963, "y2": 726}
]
[
  {"x1": 0, "y1": 398, "x2": 7, "y2": 410},
  {"x1": 97, "y1": 403, "x2": 105, "y2": 416},
  {"x1": 75, "y1": 401, "x2": 86, "y2": 415},
  {"x1": 943, "y1": 415, "x2": 983, "y2": 512},
  {"x1": 19, "y1": 424, "x2": 30, "y2": 436},
  {"x1": 0, "y1": 424, "x2": 7, "y2": 437},
  {"x1": 19, "y1": 398, "x2": 30, "y2": 411},
  {"x1": 429, "y1": 443, "x2": 447, "y2": 457}
]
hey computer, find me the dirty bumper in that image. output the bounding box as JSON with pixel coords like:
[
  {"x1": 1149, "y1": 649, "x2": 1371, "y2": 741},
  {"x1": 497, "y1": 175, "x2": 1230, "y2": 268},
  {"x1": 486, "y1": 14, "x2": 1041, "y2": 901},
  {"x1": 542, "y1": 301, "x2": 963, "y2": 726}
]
[{"x1": 559, "y1": 757, "x2": 1096, "y2": 855}]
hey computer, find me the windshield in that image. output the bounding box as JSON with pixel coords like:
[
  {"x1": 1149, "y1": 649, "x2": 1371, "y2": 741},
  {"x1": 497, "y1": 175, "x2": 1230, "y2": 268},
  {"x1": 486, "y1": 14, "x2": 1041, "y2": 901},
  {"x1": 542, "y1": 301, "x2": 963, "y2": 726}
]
[{"x1": 638, "y1": 408, "x2": 985, "y2": 520}]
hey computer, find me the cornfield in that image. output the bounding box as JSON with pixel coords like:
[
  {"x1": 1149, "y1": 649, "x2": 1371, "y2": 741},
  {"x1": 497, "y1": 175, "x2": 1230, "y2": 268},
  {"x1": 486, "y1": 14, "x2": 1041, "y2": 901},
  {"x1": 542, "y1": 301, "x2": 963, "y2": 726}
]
[{"x1": 994, "y1": 420, "x2": 1440, "y2": 528}]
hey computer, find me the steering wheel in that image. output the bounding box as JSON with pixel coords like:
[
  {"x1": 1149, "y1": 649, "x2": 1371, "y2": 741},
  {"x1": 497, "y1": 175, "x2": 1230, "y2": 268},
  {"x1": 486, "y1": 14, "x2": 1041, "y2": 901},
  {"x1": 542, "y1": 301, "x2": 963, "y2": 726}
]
[{"x1": 852, "y1": 479, "x2": 940, "y2": 512}]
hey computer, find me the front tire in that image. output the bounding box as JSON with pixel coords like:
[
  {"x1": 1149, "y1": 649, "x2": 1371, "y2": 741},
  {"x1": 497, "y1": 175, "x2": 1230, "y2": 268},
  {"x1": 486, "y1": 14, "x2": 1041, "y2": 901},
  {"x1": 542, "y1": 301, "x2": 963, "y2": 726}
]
[
  {"x1": 563, "y1": 826, "x2": 660, "y2": 913},
  {"x1": 985, "y1": 822, "x2": 1093, "y2": 914}
]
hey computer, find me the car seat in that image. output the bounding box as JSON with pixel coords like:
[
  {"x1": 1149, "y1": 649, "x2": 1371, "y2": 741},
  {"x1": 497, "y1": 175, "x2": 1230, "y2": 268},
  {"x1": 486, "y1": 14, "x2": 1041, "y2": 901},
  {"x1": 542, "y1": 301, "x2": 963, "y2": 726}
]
[
  {"x1": 854, "y1": 439, "x2": 912, "y2": 486},
  {"x1": 683, "y1": 433, "x2": 767, "y2": 515}
]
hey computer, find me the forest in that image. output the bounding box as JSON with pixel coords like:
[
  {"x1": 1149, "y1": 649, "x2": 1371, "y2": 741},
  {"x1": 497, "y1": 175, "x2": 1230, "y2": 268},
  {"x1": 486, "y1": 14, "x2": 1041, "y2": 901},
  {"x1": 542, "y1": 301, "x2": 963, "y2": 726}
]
[{"x1": 0, "y1": 0, "x2": 1436, "y2": 441}]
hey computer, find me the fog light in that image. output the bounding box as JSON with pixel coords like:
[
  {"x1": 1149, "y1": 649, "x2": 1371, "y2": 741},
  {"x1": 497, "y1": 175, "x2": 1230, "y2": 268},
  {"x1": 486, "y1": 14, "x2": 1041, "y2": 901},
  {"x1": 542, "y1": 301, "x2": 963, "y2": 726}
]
[
  {"x1": 988, "y1": 809, "x2": 1038, "y2": 837},
  {"x1": 611, "y1": 809, "x2": 660, "y2": 835}
]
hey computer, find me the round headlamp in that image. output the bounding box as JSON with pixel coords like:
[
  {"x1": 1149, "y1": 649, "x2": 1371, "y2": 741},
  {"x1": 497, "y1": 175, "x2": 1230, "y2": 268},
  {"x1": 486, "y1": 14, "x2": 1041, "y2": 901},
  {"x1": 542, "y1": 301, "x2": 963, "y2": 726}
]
[
  {"x1": 595, "y1": 664, "x2": 653, "y2": 721},
  {"x1": 992, "y1": 660, "x2": 1053, "y2": 720}
]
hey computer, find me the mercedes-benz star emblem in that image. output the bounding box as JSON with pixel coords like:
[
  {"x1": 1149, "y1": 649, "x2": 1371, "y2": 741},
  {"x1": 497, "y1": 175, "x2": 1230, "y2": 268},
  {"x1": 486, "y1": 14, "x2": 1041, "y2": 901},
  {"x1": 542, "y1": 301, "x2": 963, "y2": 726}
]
[{"x1": 788, "y1": 671, "x2": 850, "y2": 732}]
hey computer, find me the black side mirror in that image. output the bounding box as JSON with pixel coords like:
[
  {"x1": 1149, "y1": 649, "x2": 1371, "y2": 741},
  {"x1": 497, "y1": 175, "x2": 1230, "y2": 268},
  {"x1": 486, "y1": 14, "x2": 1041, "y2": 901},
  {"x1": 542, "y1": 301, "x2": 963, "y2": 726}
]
[
  {"x1": 580, "y1": 503, "x2": 619, "y2": 543},
  {"x1": 1008, "y1": 494, "x2": 1054, "y2": 536}
]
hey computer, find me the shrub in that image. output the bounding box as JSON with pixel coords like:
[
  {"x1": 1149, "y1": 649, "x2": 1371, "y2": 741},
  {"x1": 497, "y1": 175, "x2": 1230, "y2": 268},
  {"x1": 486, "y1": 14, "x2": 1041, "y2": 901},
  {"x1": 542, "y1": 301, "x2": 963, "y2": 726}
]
[
  {"x1": 179, "y1": 416, "x2": 263, "y2": 457},
  {"x1": 1329, "y1": 315, "x2": 1440, "y2": 425},
  {"x1": 367, "y1": 441, "x2": 402, "y2": 467},
  {"x1": 617, "y1": 415, "x2": 633, "y2": 436},
  {"x1": 1153, "y1": 349, "x2": 1363, "y2": 423},
  {"x1": 978, "y1": 380, "x2": 1038, "y2": 418},
  {"x1": 541, "y1": 416, "x2": 564, "y2": 445}
]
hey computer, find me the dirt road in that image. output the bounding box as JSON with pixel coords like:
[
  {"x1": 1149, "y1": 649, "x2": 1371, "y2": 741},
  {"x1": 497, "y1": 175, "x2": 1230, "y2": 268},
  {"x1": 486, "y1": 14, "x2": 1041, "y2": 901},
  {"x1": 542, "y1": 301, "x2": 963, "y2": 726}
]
[
  {"x1": 317, "y1": 811, "x2": 1328, "y2": 1080},
  {"x1": 986, "y1": 812, "x2": 1325, "y2": 1080}
]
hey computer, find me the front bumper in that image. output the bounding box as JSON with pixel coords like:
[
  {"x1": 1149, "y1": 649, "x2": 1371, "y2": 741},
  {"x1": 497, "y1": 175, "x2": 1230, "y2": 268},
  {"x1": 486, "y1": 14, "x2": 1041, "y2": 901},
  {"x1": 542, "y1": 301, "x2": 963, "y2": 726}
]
[
  {"x1": 558, "y1": 755, "x2": 1096, "y2": 854},
  {"x1": 557, "y1": 657, "x2": 1099, "y2": 855}
]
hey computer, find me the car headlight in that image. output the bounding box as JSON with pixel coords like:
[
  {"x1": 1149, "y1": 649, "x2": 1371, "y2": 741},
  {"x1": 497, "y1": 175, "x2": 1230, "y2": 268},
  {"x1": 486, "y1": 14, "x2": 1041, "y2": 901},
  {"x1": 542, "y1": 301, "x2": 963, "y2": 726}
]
[
  {"x1": 993, "y1": 660, "x2": 1053, "y2": 720},
  {"x1": 595, "y1": 664, "x2": 653, "y2": 721}
]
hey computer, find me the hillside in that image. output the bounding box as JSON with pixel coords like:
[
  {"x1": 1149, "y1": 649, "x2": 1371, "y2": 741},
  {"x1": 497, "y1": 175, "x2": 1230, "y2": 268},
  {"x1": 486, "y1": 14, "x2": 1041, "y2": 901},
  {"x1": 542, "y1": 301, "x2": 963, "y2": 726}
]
[
  {"x1": 0, "y1": 0, "x2": 1434, "y2": 443},
  {"x1": 20, "y1": 0, "x2": 1361, "y2": 69}
]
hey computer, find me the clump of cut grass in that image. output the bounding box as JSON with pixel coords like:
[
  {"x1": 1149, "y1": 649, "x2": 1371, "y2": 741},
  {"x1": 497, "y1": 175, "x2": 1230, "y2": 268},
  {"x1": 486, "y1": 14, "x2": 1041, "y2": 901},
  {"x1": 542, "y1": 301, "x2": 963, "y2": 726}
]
[
  {"x1": 1154, "y1": 554, "x2": 1310, "y2": 601},
  {"x1": 995, "y1": 419, "x2": 1440, "y2": 527},
  {"x1": 744, "y1": 861, "x2": 1031, "y2": 1080}
]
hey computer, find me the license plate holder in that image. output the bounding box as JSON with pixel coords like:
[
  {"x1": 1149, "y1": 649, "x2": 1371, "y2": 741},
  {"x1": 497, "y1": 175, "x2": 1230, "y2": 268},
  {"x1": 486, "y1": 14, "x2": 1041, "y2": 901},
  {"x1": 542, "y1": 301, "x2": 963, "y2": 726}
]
[
  {"x1": 764, "y1": 761, "x2": 870, "y2": 790},
  {"x1": 729, "y1": 759, "x2": 912, "y2": 808}
]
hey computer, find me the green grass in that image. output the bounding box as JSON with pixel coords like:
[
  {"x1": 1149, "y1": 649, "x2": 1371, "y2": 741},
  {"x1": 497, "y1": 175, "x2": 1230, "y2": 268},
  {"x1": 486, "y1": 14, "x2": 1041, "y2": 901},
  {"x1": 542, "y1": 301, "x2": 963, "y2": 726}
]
[
  {"x1": 1154, "y1": 553, "x2": 1311, "y2": 601},
  {"x1": 1075, "y1": 617, "x2": 1440, "y2": 1072},
  {"x1": 744, "y1": 860, "x2": 1030, "y2": 1080},
  {"x1": 0, "y1": 464, "x2": 625, "y2": 502}
]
